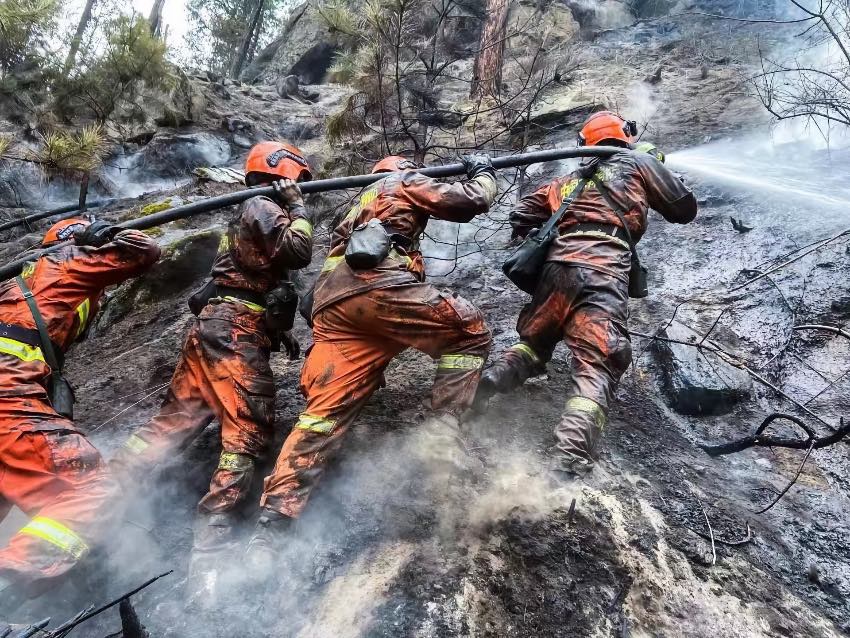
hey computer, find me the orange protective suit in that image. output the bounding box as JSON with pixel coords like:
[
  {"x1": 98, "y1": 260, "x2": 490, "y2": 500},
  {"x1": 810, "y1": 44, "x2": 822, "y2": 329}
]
[
  {"x1": 113, "y1": 195, "x2": 313, "y2": 515},
  {"x1": 0, "y1": 230, "x2": 161, "y2": 599},
  {"x1": 484, "y1": 150, "x2": 697, "y2": 474},
  {"x1": 259, "y1": 169, "x2": 497, "y2": 519}
]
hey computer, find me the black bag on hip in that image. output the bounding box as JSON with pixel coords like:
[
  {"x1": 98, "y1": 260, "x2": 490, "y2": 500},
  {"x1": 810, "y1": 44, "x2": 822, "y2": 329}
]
[
  {"x1": 345, "y1": 218, "x2": 392, "y2": 270},
  {"x1": 502, "y1": 178, "x2": 589, "y2": 295}
]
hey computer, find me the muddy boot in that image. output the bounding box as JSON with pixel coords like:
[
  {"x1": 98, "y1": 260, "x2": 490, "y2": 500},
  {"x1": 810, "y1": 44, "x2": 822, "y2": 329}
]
[
  {"x1": 185, "y1": 513, "x2": 238, "y2": 610},
  {"x1": 244, "y1": 509, "x2": 293, "y2": 586},
  {"x1": 470, "y1": 371, "x2": 498, "y2": 414},
  {"x1": 419, "y1": 412, "x2": 476, "y2": 474},
  {"x1": 550, "y1": 397, "x2": 606, "y2": 481}
]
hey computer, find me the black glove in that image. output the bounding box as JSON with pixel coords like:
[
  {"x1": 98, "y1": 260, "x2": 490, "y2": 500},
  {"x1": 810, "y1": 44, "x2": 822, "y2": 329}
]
[
  {"x1": 74, "y1": 221, "x2": 118, "y2": 247},
  {"x1": 280, "y1": 330, "x2": 300, "y2": 360},
  {"x1": 460, "y1": 153, "x2": 496, "y2": 181},
  {"x1": 271, "y1": 178, "x2": 305, "y2": 208}
]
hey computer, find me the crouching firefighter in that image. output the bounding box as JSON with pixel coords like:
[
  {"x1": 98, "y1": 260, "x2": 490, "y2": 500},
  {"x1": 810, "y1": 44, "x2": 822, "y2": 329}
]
[
  {"x1": 110, "y1": 141, "x2": 315, "y2": 603},
  {"x1": 243, "y1": 154, "x2": 498, "y2": 571},
  {"x1": 0, "y1": 218, "x2": 161, "y2": 615},
  {"x1": 477, "y1": 111, "x2": 698, "y2": 477}
]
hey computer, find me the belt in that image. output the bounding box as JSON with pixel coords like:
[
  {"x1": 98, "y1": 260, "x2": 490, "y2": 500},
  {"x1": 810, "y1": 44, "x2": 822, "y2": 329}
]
[
  {"x1": 563, "y1": 223, "x2": 630, "y2": 245},
  {"x1": 0, "y1": 322, "x2": 64, "y2": 368},
  {"x1": 214, "y1": 285, "x2": 267, "y2": 308}
]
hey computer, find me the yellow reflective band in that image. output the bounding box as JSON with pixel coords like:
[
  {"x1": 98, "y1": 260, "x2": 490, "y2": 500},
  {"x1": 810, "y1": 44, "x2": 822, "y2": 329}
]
[
  {"x1": 74, "y1": 298, "x2": 91, "y2": 338},
  {"x1": 218, "y1": 233, "x2": 231, "y2": 252},
  {"x1": 296, "y1": 413, "x2": 336, "y2": 434},
  {"x1": 221, "y1": 296, "x2": 266, "y2": 313},
  {"x1": 321, "y1": 256, "x2": 345, "y2": 273},
  {"x1": 218, "y1": 451, "x2": 254, "y2": 472},
  {"x1": 437, "y1": 354, "x2": 485, "y2": 371},
  {"x1": 360, "y1": 188, "x2": 378, "y2": 207},
  {"x1": 0, "y1": 337, "x2": 45, "y2": 363},
  {"x1": 21, "y1": 262, "x2": 35, "y2": 279},
  {"x1": 19, "y1": 516, "x2": 89, "y2": 560},
  {"x1": 565, "y1": 397, "x2": 606, "y2": 429},
  {"x1": 291, "y1": 218, "x2": 313, "y2": 239},
  {"x1": 511, "y1": 343, "x2": 541, "y2": 365},
  {"x1": 123, "y1": 434, "x2": 150, "y2": 455}
]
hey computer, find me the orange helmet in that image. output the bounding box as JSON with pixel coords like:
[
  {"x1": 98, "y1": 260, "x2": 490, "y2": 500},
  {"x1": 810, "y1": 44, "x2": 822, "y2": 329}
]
[
  {"x1": 244, "y1": 141, "x2": 312, "y2": 186},
  {"x1": 371, "y1": 156, "x2": 421, "y2": 174},
  {"x1": 42, "y1": 217, "x2": 90, "y2": 246},
  {"x1": 577, "y1": 111, "x2": 638, "y2": 147}
]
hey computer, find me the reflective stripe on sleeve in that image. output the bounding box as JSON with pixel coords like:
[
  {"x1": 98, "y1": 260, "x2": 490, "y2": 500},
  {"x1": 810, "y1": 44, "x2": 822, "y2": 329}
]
[
  {"x1": 74, "y1": 298, "x2": 91, "y2": 338},
  {"x1": 510, "y1": 343, "x2": 541, "y2": 365},
  {"x1": 437, "y1": 354, "x2": 485, "y2": 371},
  {"x1": 218, "y1": 451, "x2": 254, "y2": 472},
  {"x1": 219, "y1": 296, "x2": 266, "y2": 313},
  {"x1": 295, "y1": 413, "x2": 336, "y2": 434},
  {"x1": 123, "y1": 434, "x2": 150, "y2": 455},
  {"x1": 19, "y1": 516, "x2": 89, "y2": 560},
  {"x1": 0, "y1": 337, "x2": 45, "y2": 363},
  {"x1": 321, "y1": 256, "x2": 345, "y2": 273},
  {"x1": 565, "y1": 396, "x2": 607, "y2": 429},
  {"x1": 290, "y1": 218, "x2": 313, "y2": 239}
]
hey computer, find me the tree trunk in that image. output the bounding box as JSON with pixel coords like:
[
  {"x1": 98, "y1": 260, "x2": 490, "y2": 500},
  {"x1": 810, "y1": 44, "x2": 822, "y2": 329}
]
[
  {"x1": 149, "y1": 0, "x2": 166, "y2": 37},
  {"x1": 229, "y1": 0, "x2": 266, "y2": 80},
  {"x1": 63, "y1": 0, "x2": 98, "y2": 77},
  {"x1": 470, "y1": 0, "x2": 509, "y2": 98},
  {"x1": 78, "y1": 173, "x2": 90, "y2": 212}
]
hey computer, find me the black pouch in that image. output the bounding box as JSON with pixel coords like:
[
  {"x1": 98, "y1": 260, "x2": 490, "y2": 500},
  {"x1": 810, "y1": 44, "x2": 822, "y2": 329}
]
[
  {"x1": 629, "y1": 256, "x2": 649, "y2": 298},
  {"x1": 49, "y1": 374, "x2": 76, "y2": 420},
  {"x1": 299, "y1": 284, "x2": 315, "y2": 327},
  {"x1": 503, "y1": 178, "x2": 589, "y2": 295},
  {"x1": 265, "y1": 281, "x2": 298, "y2": 351},
  {"x1": 188, "y1": 278, "x2": 217, "y2": 316},
  {"x1": 345, "y1": 218, "x2": 392, "y2": 270}
]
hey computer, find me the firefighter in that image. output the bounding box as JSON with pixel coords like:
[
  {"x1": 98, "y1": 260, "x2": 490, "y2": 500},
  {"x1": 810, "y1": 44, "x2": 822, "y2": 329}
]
[
  {"x1": 245, "y1": 154, "x2": 498, "y2": 566},
  {"x1": 110, "y1": 141, "x2": 315, "y2": 600},
  {"x1": 476, "y1": 112, "x2": 698, "y2": 477},
  {"x1": 0, "y1": 218, "x2": 161, "y2": 613}
]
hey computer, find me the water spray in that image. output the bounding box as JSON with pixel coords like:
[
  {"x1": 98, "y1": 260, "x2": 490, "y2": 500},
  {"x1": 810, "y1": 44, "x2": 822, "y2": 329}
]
[{"x1": 0, "y1": 146, "x2": 625, "y2": 281}]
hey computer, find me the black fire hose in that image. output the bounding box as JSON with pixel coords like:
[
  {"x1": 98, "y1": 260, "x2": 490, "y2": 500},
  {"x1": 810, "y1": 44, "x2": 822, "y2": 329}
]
[
  {"x1": 0, "y1": 199, "x2": 114, "y2": 232},
  {"x1": 0, "y1": 146, "x2": 623, "y2": 281}
]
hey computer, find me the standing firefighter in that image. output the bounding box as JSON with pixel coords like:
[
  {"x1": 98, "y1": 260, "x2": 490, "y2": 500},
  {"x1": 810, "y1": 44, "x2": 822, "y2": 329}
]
[
  {"x1": 246, "y1": 154, "x2": 498, "y2": 565},
  {"x1": 0, "y1": 218, "x2": 161, "y2": 613},
  {"x1": 478, "y1": 112, "x2": 697, "y2": 476},
  {"x1": 111, "y1": 142, "x2": 315, "y2": 599}
]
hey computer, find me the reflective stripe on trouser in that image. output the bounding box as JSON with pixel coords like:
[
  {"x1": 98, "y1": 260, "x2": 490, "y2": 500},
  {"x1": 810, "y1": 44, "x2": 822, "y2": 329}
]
[
  {"x1": 18, "y1": 517, "x2": 89, "y2": 560},
  {"x1": 260, "y1": 283, "x2": 492, "y2": 518},
  {"x1": 480, "y1": 342, "x2": 545, "y2": 394},
  {"x1": 113, "y1": 303, "x2": 275, "y2": 515},
  {"x1": 0, "y1": 426, "x2": 121, "y2": 592}
]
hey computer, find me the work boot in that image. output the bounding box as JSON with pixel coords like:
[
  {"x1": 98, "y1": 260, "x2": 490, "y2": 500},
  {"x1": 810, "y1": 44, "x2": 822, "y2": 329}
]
[
  {"x1": 470, "y1": 371, "x2": 498, "y2": 414},
  {"x1": 244, "y1": 509, "x2": 294, "y2": 585},
  {"x1": 185, "y1": 513, "x2": 238, "y2": 610}
]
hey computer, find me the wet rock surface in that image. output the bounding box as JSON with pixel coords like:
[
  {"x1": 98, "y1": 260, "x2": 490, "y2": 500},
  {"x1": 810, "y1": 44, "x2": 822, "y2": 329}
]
[{"x1": 654, "y1": 320, "x2": 752, "y2": 415}]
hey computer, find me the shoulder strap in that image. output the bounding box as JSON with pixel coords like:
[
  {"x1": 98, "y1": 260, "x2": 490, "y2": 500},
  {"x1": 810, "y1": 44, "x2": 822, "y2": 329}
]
[
  {"x1": 15, "y1": 276, "x2": 63, "y2": 372},
  {"x1": 541, "y1": 177, "x2": 589, "y2": 237},
  {"x1": 592, "y1": 172, "x2": 639, "y2": 256}
]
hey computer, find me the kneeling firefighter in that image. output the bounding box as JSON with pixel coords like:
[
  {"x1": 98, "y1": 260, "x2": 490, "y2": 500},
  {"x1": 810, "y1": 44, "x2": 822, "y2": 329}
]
[
  {"x1": 245, "y1": 154, "x2": 499, "y2": 569},
  {"x1": 0, "y1": 218, "x2": 161, "y2": 615},
  {"x1": 111, "y1": 141, "x2": 315, "y2": 603},
  {"x1": 477, "y1": 112, "x2": 698, "y2": 476}
]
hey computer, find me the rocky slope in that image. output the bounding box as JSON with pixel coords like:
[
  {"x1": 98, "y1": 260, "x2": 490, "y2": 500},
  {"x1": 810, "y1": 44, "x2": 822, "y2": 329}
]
[{"x1": 2, "y1": 1, "x2": 849, "y2": 636}]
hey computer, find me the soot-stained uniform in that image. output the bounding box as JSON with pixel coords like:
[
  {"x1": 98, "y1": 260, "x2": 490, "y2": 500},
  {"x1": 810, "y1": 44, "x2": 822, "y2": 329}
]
[
  {"x1": 488, "y1": 151, "x2": 697, "y2": 473},
  {"x1": 0, "y1": 230, "x2": 160, "y2": 596},
  {"x1": 260, "y1": 170, "x2": 497, "y2": 519},
  {"x1": 114, "y1": 196, "x2": 313, "y2": 515}
]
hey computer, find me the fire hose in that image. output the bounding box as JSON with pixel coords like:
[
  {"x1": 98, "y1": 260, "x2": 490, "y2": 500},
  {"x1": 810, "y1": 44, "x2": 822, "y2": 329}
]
[
  {"x1": 0, "y1": 199, "x2": 114, "y2": 232},
  {"x1": 0, "y1": 145, "x2": 625, "y2": 281}
]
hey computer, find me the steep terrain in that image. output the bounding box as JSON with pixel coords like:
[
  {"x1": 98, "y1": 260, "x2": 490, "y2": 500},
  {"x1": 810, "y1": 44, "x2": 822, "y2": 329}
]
[{"x1": 2, "y1": 1, "x2": 850, "y2": 636}]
